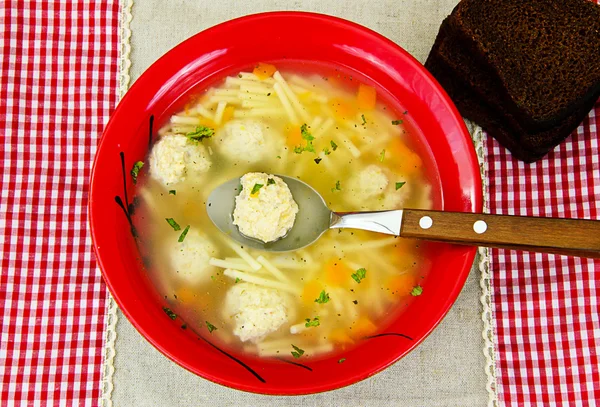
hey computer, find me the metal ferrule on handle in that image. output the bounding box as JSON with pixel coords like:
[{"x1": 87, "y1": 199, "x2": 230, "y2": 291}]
[{"x1": 330, "y1": 210, "x2": 404, "y2": 235}]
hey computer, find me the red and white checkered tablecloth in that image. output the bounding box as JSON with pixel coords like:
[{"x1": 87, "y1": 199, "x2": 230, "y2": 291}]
[
  {"x1": 0, "y1": 1, "x2": 118, "y2": 405},
  {"x1": 0, "y1": 0, "x2": 599, "y2": 405},
  {"x1": 486, "y1": 99, "x2": 600, "y2": 406}
]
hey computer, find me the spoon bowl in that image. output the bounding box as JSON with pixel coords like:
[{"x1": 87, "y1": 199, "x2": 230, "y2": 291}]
[{"x1": 206, "y1": 175, "x2": 332, "y2": 251}]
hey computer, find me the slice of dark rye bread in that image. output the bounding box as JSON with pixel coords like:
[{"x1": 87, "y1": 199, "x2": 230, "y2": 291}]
[
  {"x1": 431, "y1": 18, "x2": 600, "y2": 154},
  {"x1": 425, "y1": 23, "x2": 600, "y2": 162},
  {"x1": 448, "y1": 0, "x2": 600, "y2": 132}
]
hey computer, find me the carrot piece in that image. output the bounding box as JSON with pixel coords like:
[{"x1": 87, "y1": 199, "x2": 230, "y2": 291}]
[
  {"x1": 357, "y1": 84, "x2": 377, "y2": 110},
  {"x1": 329, "y1": 97, "x2": 358, "y2": 121},
  {"x1": 253, "y1": 62, "x2": 277, "y2": 80},
  {"x1": 175, "y1": 288, "x2": 211, "y2": 311},
  {"x1": 286, "y1": 126, "x2": 303, "y2": 147},
  {"x1": 350, "y1": 317, "x2": 378, "y2": 339},
  {"x1": 222, "y1": 106, "x2": 235, "y2": 123},
  {"x1": 175, "y1": 288, "x2": 197, "y2": 304},
  {"x1": 324, "y1": 259, "x2": 352, "y2": 286},
  {"x1": 197, "y1": 116, "x2": 216, "y2": 129},
  {"x1": 387, "y1": 273, "x2": 416, "y2": 297},
  {"x1": 387, "y1": 138, "x2": 423, "y2": 175},
  {"x1": 329, "y1": 328, "x2": 355, "y2": 345},
  {"x1": 301, "y1": 280, "x2": 323, "y2": 305}
]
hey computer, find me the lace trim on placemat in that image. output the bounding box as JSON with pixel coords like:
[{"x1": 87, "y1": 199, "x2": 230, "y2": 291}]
[
  {"x1": 117, "y1": 0, "x2": 134, "y2": 100},
  {"x1": 100, "y1": 295, "x2": 119, "y2": 407},
  {"x1": 100, "y1": 1, "x2": 134, "y2": 406},
  {"x1": 467, "y1": 121, "x2": 499, "y2": 407}
]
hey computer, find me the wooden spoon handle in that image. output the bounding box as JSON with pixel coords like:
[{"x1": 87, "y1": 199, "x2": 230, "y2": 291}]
[{"x1": 400, "y1": 209, "x2": 600, "y2": 259}]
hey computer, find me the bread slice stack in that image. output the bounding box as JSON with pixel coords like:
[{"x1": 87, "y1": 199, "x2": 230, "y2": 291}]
[{"x1": 425, "y1": 0, "x2": 600, "y2": 162}]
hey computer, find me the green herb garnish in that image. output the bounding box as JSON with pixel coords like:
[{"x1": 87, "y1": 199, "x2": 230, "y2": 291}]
[
  {"x1": 392, "y1": 119, "x2": 403, "y2": 125},
  {"x1": 291, "y1": 344, "x2": 305, "y2": 359},
  {"x1": 251, "y1": 183, "x2": 264, "y2": 195},
  {"x1": 351, "y1": 268, "x2": 367, "y2": 284},
  {"x1": 130, "y1": 161, "x2": 144, "y2": 184},
  {"x1": 379, "y1": 149, "x2": 386, "y2": 162},
  {"x1": 186, "y1": 125, "x2": 214, "y2": 142},
  {"x1": 330, "y1": 140, "x2": 338, "y2": 151},
  {"x1": 205, "y1": 321, "x2": 217, "y2": 333},
  {"x1": 300, "y1": 123, "x2": 316, "y2": 153},
  {"x1": 294, "y1": 123, "x2": 317, "y2": 154},
  {"x1": 178, "y1": 225, "x2": 190, "y2": 242},
  {"x1": 331, "y1": 180, "x2": 341, "y2": 193},
  {"x1": 338, "y1": 358, "x2": 346, "y2": 364},
  {"x1": 361, "y1": 114, "x2": 367, "y2": 125},
  {"x1": 411, "y1": 285, "x2": 423, "y2": 296},
  {"x1": 315, "y1": 290, "x2": 330, "y2": 304},
  {"x1": 267, "y1": 178, "x2": 276, "y2": 186},
  {"x1": 276, "y1": 155, "x2": 281, "y2": 159},
  {"x1": 165, "y1": 218, "x2": 181, "y2": 231},
  {"x1": 323, "y1": 147, "x2": 331, "y2": 155},
  {"x1": 169, "y1": 190, "x2": 176, "y2": 195},
  {"x1": 163, "y1": 307, "x2": 177, "y2": 320},
  {"x1": 395, "y1": 182, "x2": 406, "y2": 190},
  {"x1": 235, "y1": 277, "x2": 241, "y2": 283},
  {"x1": 314, "y1": 158, "x2": 322, "y2": 164},
  {"x1": 305, "y1": 317, "x2": 320, "y2": 328}
]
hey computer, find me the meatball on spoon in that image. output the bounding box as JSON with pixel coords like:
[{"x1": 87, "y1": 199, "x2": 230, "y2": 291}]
[{"x1": 207, "y1": 175, "x2": 600, "y2": 257}]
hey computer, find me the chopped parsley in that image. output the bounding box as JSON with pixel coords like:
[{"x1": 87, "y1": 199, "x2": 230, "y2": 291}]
[
  {"x1": 392, "y1": 119, "x2": 403, "y2": 125},
  {"x1": 267, "y1": 178, "x2": 276, "y2": 186},
  {"x1": 379, "y1": 149, "x2": 386, "y2": 162},
  {"x1": 361, "y1": 114, "x2": 367, "y2": 125},
  {"x1": 305, "y1": 317, "x2": 320, "y2": 328},
  {"x1": 330, "y1": 140, "x2": 338, "y2": 151},
  {"x1": 315, "y1": 290, "x2": 330, "y2": 304},
  {"x1": 314, "y1": 158, "x2": 322, "y2": 164},
  {"x1": 251, "y1": 183, "x2": 264, "y2": 195},
  {"x1": 276, "y1": 155, "x2": 281, "y2": 159},
  {"x1": 411, "y1": 285, "x2": 423, "y2": 296},
  {"x1": 294, "y1": 123, "x2": 316, "y2": 154},
  {"x1": 395, "y1": 182, "x2": 406, "y2": 190},
  {"x1": 162, "y1": 307, "x2": 177, "y2": 320},
  {"x1": 351, "y1": 268, "x2": 367, "y2": 284},
  {"x1": 323, "y1": 147, "x2": 331, "y2": 155},
  {"x1": 338, "y1": 358, "x2": 346, "y2": 364},
  {"x1": 178, "y1": 225, "x2": 190, "y2": 242},
  {"x1": 235, "y1": 277, "x2": 241, "y2": 283},
  {"x1": 130, "y1": 161, "x2": 144, "y2": 185},
  {"x1": 165, "y1": 218, "x2": 181, "y2": 231},
  {"x1": 185, "y1": 125, "x2": 214, "y2": 142},
  {"x1": 291, "y1": 344, "x2": 305, "y2": 359},
  {"x1": 168, "y1": 189, "x2": 176, "y2": 195},
  {"x1": 331, "y1": 180, "x2": 341, "y2": 193},
  {"x1": 205, "y1": 321, "x2": 217, "y2": 333}
]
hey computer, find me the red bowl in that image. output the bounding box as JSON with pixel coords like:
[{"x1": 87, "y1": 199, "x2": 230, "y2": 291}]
[{"x1": 90, "y1": 12, "x2": 482, "y2": 394}]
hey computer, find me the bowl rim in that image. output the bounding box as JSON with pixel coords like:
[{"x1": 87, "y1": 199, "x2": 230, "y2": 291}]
[{"x1": 90, "y1": 10, "x2": 483, "y2": 395}]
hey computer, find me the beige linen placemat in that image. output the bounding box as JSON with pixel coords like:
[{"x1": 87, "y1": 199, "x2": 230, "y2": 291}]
[{"x1": 105, "y1": 1, "x2": 493, "y2": 405}]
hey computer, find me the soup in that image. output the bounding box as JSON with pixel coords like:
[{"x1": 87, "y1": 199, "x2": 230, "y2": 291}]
[{"x1": 137, "y1": 63, "x2": 435, "y2": 360}]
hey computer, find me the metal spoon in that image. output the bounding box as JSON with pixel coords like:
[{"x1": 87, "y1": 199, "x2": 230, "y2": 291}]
[{"x1": 206, "y1": 175, "x2": 600, "y2": 257}]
